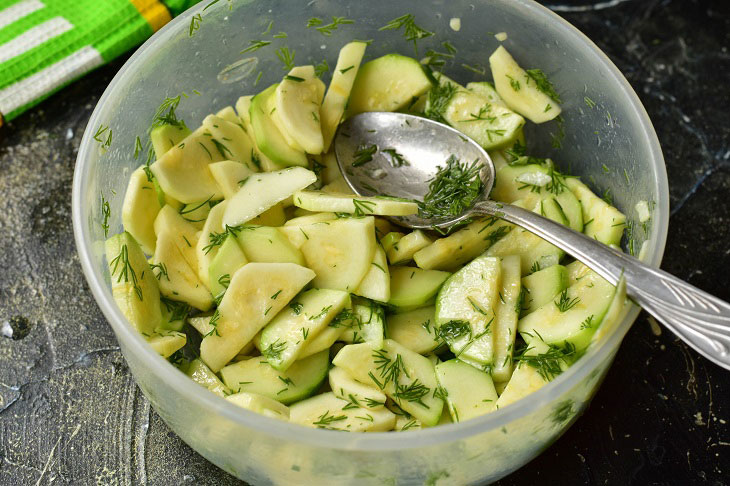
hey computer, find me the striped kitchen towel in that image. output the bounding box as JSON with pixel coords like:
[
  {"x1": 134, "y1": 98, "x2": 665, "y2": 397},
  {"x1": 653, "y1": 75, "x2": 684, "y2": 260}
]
[{"x1": 0, "y1": 0, "x2": 200, "y2": 126}]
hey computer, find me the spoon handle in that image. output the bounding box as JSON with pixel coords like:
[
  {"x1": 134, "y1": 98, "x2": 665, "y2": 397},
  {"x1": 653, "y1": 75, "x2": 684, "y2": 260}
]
[{"x1": 473, "y1": 199, "x2": 730, "y2": 370}]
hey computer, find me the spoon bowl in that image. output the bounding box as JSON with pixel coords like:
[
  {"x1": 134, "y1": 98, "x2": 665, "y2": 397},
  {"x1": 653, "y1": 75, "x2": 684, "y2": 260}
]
[{"x1": 334, "y1": 112, "x2": 495, "y2": 229}]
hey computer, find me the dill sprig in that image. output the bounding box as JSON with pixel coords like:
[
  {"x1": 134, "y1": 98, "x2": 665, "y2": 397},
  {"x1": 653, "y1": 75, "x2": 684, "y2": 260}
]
[
  {"x1": 262, "y1": 339, "x2": 287, "y2": 361},
  {"x1": 351, "y1": 143, "x2": 378, "y2": 167},
  {"x1": 241, "y1": 39, "x2": 271, "y2": 54},
  {"x1": 203, "y1": 224, "x2": 252, "y2": 254},
  {"x1": 150, "y1": 262, "x2": 169, "y2": 281},
  {"x1": 352, "y1": 199, "x2": 376, "y2": 217},
  {"x1": 314, "y1": 59, "x2": 330, "y2": 77},
  {"x1": 554, "y1": 289, "x2": 580, "y2": 312},
  {"x1": 308, "y1": 16, "x2": 354, "y2": 36},
  {"x1": 379, "y1": 14, "x2": 434, "y2": 54},
  {"x1": 94, "y1": 125, "x2": 112, "y2": 149},
  {"x1": 151, "y1": 96, "x2": 186, "y2": 129},
  {"x1": 109, "y1": 244, "x2": 143, "y2": 301},
  {"x1": 438, "y1": 320, "x2": 471, "y2": 341},
  {"x1": 525, "y1": 69, "x2": 561, "y2": 103},
  {"x1": 394, "y1": 379, "x2": 430, "y2": 408},
  {"x1": 418, "y1": 155, "x2": 483, "y2": 220},
  {"x1": 423, "y1": 82, "x2": 457, "y2": 124},
  {"x1": 276, "y1": 46, "x2": 296, "y2": 70},
  {"x1": 513, "y1": 341, "x2": 576, "y2": 381},
  {"x1": 329, "y1": 308, "x2": 356, "y2": 328},
  {"x1": 313, "y1": 410, "x2": 348, "y2": 428},
  {"x1": 381, "y1": 148, "x2": 409, "y2": 167},
  {"x1": 161, "y1": 297, "x2": 190, "y2": 321},
  {"x1": 289, "y1": 301, "x2": 303, "y2": 315},
  {"x1": 100, "y1": 194, "x2": 110, "y2": 237},
  {"x1": 189, "y1": 13, "x2": 202, "y2": 36}
]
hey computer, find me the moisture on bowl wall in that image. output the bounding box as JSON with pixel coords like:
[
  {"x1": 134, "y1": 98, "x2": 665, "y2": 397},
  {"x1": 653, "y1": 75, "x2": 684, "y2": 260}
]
[{"x1": 72, "y1": 1, "x2": 668, "y2": 484}]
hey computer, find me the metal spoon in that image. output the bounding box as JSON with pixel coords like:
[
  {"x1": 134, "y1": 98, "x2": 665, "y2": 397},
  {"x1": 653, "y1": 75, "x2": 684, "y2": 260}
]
[{"x1": 334, "y1": 111, "x2": 730, "y2": 371}]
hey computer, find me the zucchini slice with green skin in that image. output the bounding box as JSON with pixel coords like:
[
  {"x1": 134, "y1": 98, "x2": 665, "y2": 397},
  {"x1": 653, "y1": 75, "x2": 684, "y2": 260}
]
[
  {"x1": 321, "y1": 41, "x2": 368, "y2": 152},
  {"x1": 332, "y1": 339, "x2": 444, "y2": 426},
  {"x1": 386, "y1": 306, "x2": 441, "y2": 355},
  {"x1": 237, "y1": 226, "x2": 306, "y2": 266},
  {"x1": 517, "y1": 270, "x2": 617, "y2": 352},
  {"x1": 435, "y1": 255, "x2": 501, "y2": 369},
  {"x1": 293, "y1": 191, "x2": 418, "y2": 216},
  {"x1": 347, "y1": 54, "x2": 433, "y2": 115},
  {"x1": 274, "y1": 65, "x2": 326, "y2": 154},
  {"x1": 340, "y1": 301, "x2": 385, "y2": 347},
  {"x1": 290, "y1": 391, "x2": 396, "y2": 431},
  {"x1": 194, "y1": 200, "x2": 227, "y2": 289},
  {"x1": 388, "y1": 267, "x2": 452, "y2": 311},
  {"x1": 491, "y1": 255, "x2": 522, "y2": 382},
  {"x1": 413, "y1": 217, "x2": 512, "y2": 271},
  {"x1": 565, "y1": 177, "x2": 626, "y2": 246},
  {"x1": 222, "y1": 167, "x2": 316, "y2": 227},
  {"x1": 200, "y1": 262, "x2": 315, "y2": 372},
  {"x1": 105, "y1": 232, "x2": 162, "y2": 334},
  {"x1": 235, "y1": 95, "x2": 280, "y2": 172},
  {"x1": 225, "y1": 392, "x2": 290, "y2": 420},
  {"x1": 386, "y1": 230, "x2": 432, "y2": 265},
  {"x1": 150, "y1": 123, "x2": 191, "y2": 159},
  {"x1": 465, "y1": 81, "x2": 507, "y2": 108},
  {"x1": 259, "y1": 288, "x2": 351, "y2": 371},
  {"x1": 122, "y1": 167, "x2": 162, "y2": 254},
  {"x1": 209, "y1": 160, "x2": 256, "y2": 200},
  {"x1": 489, "y1": 46, "x2": 562, "y2": 124},
  {"x1": 202, "y1": 114, "x2": 258, "y2": 169},
  {"x1": 435, "y1": 359, "x2": 498, "y2": 422},
  {"x1": 329, "y1": 366, "x2": 387, "y2": 410},
  {"x1": 521, "y1": 264, "x2": 568, "y2": 314},
  {"x1": 354, "y1": 244, "x2": 391, "y2": 303},
  {"x1": 249, "y1": 84, "x2": 309, "y2": 168},
  {"x1": 219, "y1": 350, "x2": 329, "y2": 405},
  {"x1": 494, "y1": 340, "x2": 555, "y2": 409},
  {"x1": 186, "y1": 359, "x2": 230, "y2": 397},
  {"x1": 147, "y1": 331, "x2": 186, "y2": 358},
  {"x1": 208, "y1": 236, "x2": 247, "y2": 297},
  {"x1": 299, "y1": 216, "x2": 377, "y2": 292},
  {"x1": 150, "y1": 126, "x2": 224, "y2": 204}
]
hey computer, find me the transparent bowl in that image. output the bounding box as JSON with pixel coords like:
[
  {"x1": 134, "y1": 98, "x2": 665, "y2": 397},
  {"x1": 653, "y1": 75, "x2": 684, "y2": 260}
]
[{"x1": 72, "y1": 0, "x2": 669, "y2": 484}]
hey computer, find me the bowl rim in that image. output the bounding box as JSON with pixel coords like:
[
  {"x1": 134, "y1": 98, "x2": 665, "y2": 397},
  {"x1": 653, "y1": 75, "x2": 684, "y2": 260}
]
[{"x1": 72, "y1": 0, "x2": 669, "y2": 452}]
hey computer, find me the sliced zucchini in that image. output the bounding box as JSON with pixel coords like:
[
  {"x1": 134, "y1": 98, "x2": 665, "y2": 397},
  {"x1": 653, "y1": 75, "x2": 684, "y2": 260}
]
[
  {"x1": 388, "y1": 267, "x2": 452, "y2": 311},
  {"x1": 494, "y1": 340, "x2": 556, "y2": 409},
  {"x1": 320, "y1": 177, "x2": 355, "y2": 194},
  {"x1": 386, "y1": 306, "x2": 441, "y2": 354},
  {"x1": 340, "y1": 301, "x2": 385, "y2": 347},
  {"x1": 208, "y1": 236, "x2": 248, "y2": 297},
  {"x1": 274, "y1": 65, "x2": 325, "y2": 154},
  {"x1": 154, "y1": 205, "x2": 200, "y2": 271},
  {"x1": 321, "y1": 41, "x2": 368, "y2": 152},
  {"x1": 202, "y1": 114, "x2": 258, "y2": 170},
  {"x1": 219, "y1": 350, "x2": 329, "y2": 405},
  {"x1": 517, "y1": 270, "x2": 617, "y2": 351},
  {"x1": 146, "y1": 331, "x2": 186, "y2": 358},
  {"x1": 465, "y1": 81, "x2": 507, "y2": 108},
  {"x1": 521, "y1": 264, "x2": 568, "y2": 314},
  {"x1": 565, "y1": 178, "x2": 626, "y2": 246},
  {"x1": 215, "y1": 106, "x2": 241, "y2": 125},
  {"x1": 293, "y1": 191, "x2": 418, "y2": 216},
  {"x1": 354, "y1": 244, "x2": 390, "y2": 303},
  {"x1": 235, "y1": 95, "x2": 280, "y2": 172},
  {"x1": 284, "y1": 212, "x2": 337, "y2": 227},
  {"x1": 589, "y1": 276, "x2": 629, "y2": 346},
  {"x1": 413, "y1": 217, "x2": 512, "y2": 271},
  {"x1": 259, "y1": 289, "x2": 350, "y2": 371},
  {"x1": 318, "y1": 150, "x2": 344, "y2": 184},
  {"x1": 380, "y1": 232, "x2": 404, "y2": 254},
  {"x1": 299, "y1": 216, "x2": 377, "y2": 292},
  {"x1": 298, "y1": 325, "x2": 346, "y2": 359},
  {"x1": 386, "y1": 230, "x2": 432, "y2": 265},
  {"x1": 435, "y1": 255, "x2": 501, "y2": 369},
  {"x1": 200, "y1": 262, "x2": 315, "y2": 371},
  {"x1": 290, "y1": 391, "x2": 396, "y2": 431},
  {"x1": 186, "y1": 359, "x2": 229, "y2": 397},
  {"x1": 153, "y1": 229, "x2": 213, "y2": 311},
  {"x1": 150, "y1": 123, "x2": 191, "y2": 159},
  {"x1": 332, "y1": 339, "x2": 444, "y2": 426},
  {"x1": 249, "y1": 84, "x2": 308, "y2": 167},
  {"x1": 491, "y1": 255, "x2": 521, "y2": 382},
  {"x1": 150, "y1": 126, "x2": 224, "y2": 204},
  {"x1": 329, "y1": 366, "x2": 387, "y2": 410},
  {"x1": 247, "y1": 202, "x2": 287, "y2": 226},
  {"x1": 194, "y1": 200, "x2": 227, "y2": 289},
  {"x1": 236, "y1": 226, "x2": 306, "y2": 266},
  {"x1": 105, "y1": 232, "x2": 161, "y2": 334},
  {"x1": 222, "y1": 167, "x2": 317, "y2": 227},
  {"x1": 435, "y1": 359, "x2": 498, "y2": 422},
  {"x1": 122, "y1": 167, "x2": 162, "y2": 254},
  {"x1": 209, "y1": 160, "x2": 256, "y2": 199},
  {"x1": 489, "y1": 46, "x2": 561, "y2": 123},
  {"x1": 347, "y1": 54, "x2": 433, "y2": 115},
  {"x1": 225, "y1": 392, "x2": 290, "y2": 420}
]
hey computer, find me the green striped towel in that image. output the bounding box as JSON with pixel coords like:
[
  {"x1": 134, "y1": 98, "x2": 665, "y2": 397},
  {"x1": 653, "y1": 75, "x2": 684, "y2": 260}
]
[{"x1": 0, "y1": 0, "x2": 200, "y2": 126}]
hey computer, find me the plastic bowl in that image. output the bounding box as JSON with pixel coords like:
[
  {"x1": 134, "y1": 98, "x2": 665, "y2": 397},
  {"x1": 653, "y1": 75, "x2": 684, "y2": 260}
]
[{"x1": 72, "y1": 0, "x2": 669, "y2": 483}]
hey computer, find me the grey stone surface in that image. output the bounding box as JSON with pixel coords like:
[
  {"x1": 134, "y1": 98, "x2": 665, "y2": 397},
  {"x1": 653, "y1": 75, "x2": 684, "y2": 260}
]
[{"x1": 0, "y1": 1, "x2": 728, "y2": 485}]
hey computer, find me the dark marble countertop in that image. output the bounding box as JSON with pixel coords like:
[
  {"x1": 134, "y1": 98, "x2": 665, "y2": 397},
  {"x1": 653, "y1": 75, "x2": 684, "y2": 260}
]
[{"x1": 0, "y1": 1, "x2": 728, "y2": 484}]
